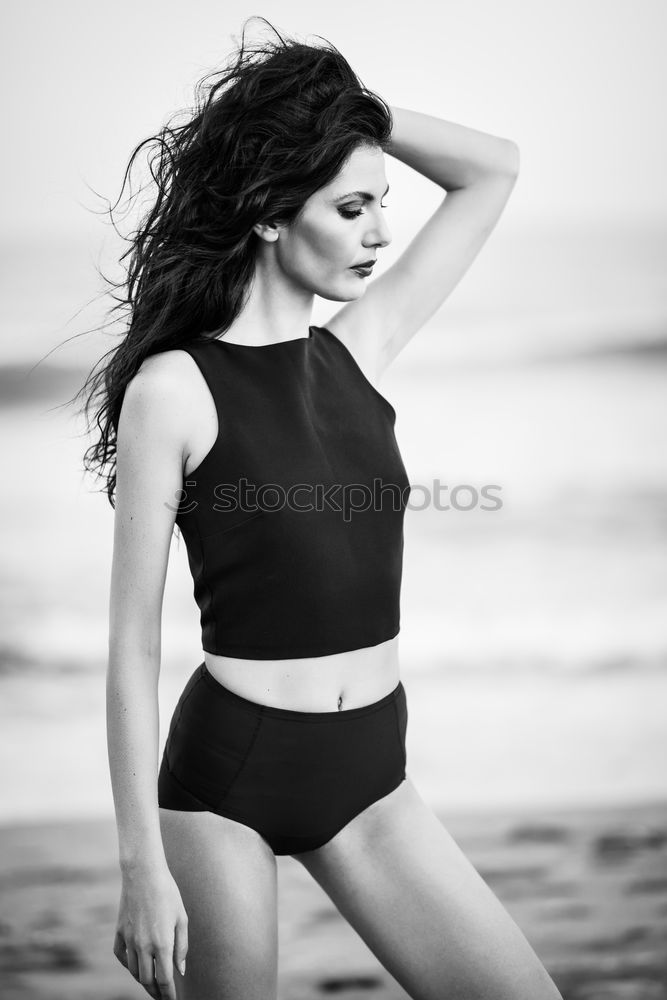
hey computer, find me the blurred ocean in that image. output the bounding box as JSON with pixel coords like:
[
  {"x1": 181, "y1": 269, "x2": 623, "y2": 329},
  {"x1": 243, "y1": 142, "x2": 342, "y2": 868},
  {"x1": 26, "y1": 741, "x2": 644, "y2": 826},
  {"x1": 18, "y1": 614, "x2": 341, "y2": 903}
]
[{"x1": 1, "y1": 222, "x2": 666, "y2": 823}]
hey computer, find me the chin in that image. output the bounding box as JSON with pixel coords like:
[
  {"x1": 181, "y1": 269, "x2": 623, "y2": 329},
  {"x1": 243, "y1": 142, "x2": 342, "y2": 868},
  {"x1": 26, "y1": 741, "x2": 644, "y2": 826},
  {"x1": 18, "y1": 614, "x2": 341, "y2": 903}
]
[
  {"x1": 321, "y1": 292, "x2": 364, "y2": 304},
  {"x1": 316, "y1": 281, "x2": 366, "y2": 303}
]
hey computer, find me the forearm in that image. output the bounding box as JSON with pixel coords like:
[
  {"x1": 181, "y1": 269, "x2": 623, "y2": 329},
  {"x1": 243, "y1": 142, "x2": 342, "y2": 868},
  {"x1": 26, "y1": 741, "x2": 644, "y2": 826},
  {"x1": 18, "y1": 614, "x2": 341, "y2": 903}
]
[
  {"x1": 387, "y1": 105, "x2": 519, "y2": 191},
  {"x1": 106, "y1": 642, "x2": 166, "y2": 873}
]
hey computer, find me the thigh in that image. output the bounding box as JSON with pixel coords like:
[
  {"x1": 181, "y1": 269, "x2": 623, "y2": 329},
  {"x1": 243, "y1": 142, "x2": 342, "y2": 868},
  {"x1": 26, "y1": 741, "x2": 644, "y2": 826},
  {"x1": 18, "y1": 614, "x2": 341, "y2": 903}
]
[
  {"x1": 292, "y1": 776, "x2": 562, "y2": 1000},
  {"x1": 159, "y1": 807, "x2": 278, "y2": 1000}
]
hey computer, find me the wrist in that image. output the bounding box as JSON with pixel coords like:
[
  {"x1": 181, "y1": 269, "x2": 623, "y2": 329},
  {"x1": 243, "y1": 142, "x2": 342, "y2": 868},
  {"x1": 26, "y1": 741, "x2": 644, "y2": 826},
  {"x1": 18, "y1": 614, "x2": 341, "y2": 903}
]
[{"x1": 120, "y1": 852, "x2": 169, "y2": 878}]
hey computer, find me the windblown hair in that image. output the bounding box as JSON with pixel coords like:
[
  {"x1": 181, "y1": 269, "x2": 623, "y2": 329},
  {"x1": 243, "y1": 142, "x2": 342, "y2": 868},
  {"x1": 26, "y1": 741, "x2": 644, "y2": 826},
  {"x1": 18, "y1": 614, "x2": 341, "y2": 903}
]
[{"x1": 73, "y1": 15, "x2": 392, "y2": 509}]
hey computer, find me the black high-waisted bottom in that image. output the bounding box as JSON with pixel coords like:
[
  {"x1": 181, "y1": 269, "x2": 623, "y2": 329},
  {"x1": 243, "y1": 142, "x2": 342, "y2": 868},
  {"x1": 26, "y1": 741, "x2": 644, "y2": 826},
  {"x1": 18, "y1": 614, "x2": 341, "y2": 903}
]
[{"x1": 157, "y1": 661, "x2": 408, "y2": 856}]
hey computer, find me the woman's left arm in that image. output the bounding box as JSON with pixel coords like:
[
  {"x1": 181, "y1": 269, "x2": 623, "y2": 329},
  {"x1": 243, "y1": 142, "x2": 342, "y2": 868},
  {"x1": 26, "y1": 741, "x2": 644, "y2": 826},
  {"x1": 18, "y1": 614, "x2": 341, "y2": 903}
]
[
  {"x1": 328, "y1": 106, "x2": 520, "y2": 374},
  {"x1": 387, "y1": 105, "x2": 519, "y2": 191}
]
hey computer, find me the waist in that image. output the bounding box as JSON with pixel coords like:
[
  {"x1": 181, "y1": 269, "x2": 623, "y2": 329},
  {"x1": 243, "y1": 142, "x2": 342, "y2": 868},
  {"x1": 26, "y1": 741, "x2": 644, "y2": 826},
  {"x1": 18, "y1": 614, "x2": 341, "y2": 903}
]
[{"x1": 203, "y1": 634, "x2": 400, "y2": 713}]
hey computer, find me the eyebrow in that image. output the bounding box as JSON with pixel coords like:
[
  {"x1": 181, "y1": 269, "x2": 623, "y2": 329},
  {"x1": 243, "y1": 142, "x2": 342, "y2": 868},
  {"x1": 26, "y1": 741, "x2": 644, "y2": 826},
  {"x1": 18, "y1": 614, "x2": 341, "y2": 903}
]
[{"x1": 332, "y1": 183, "x2": 390, "y2": 204}]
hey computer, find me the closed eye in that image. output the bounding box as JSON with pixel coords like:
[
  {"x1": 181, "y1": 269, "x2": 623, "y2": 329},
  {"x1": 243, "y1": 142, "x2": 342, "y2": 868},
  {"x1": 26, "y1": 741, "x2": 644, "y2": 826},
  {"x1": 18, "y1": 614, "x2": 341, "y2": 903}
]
[{"x1": 339, "y1": 202, "x2": 389, "y2": 219}]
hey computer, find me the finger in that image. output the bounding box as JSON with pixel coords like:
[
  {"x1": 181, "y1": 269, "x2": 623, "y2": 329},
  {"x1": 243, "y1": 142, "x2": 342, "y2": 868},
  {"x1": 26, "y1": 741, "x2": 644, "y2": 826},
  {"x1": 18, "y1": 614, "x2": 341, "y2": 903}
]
[
  {"x1": 137, "y1": 949, "x2": 161, "y2": 999},
  {"x1": 113, "y1": 930, "x2": 129, "y2": 969},
  {"x1": 155, "y1": 945, "x2": 177, "y2": 1000},
  {"x1": 174, "y1": 918, "x2": 188, "y2": 977},
  {"x1": 126, "y1": 944, "x2": 140, "y2": 982}
]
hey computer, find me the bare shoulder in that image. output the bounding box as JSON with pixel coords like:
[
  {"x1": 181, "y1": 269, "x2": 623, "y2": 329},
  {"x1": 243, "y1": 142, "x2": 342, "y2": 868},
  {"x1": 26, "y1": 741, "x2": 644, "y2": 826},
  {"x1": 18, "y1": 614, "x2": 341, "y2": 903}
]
[
  {"x1": 122, "y1": 348, "x2": 195, "y2": 421},
  {"x1": 128, "y1": 347, "x2": 193, "y2": 392},
  {"x1": 118, "y1": 349, "x2": 196, "y2": 472}
]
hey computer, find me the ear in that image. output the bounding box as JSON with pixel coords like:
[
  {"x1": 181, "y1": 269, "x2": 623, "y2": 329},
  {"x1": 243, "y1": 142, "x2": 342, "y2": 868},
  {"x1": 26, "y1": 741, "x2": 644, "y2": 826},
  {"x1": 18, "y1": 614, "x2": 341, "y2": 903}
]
[{"x1": 252, "y1": 220, "x2": 281, "y2": 243}]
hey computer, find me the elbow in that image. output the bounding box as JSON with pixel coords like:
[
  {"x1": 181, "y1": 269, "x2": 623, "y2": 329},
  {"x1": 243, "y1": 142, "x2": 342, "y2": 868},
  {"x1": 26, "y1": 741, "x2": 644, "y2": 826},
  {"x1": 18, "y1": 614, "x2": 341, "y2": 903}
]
[
  {"x1": 502, "y1": 140, "x2": 521, "y2": 176},
  {"x1": 476, "y1": 140, "x2": 520, "y2": 186}
]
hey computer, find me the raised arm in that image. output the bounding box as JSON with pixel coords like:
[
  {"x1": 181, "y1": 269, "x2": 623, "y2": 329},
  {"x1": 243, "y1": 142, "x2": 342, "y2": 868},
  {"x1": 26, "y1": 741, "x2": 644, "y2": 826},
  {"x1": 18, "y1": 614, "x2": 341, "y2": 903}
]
[
  {"x1": 107, "y1": 351, "x2": 190, "y2": 999},
  {"x1": 326, "y1": 105, "x2": 520, "y2": 377}
]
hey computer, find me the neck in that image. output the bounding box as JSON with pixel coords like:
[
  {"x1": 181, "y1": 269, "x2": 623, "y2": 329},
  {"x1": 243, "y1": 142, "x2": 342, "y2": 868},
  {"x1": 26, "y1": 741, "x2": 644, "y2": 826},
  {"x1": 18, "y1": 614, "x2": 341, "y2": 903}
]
[{"x1": 223, "y1": 251, "x2": 315, "y2": 345}]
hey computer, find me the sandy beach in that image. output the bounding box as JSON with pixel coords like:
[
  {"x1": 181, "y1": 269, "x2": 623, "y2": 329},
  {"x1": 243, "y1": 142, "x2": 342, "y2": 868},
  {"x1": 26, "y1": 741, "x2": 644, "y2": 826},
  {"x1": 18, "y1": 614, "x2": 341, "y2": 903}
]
[{"x1": 1, "y1": 799, "x2": 666, "y2": 1000}]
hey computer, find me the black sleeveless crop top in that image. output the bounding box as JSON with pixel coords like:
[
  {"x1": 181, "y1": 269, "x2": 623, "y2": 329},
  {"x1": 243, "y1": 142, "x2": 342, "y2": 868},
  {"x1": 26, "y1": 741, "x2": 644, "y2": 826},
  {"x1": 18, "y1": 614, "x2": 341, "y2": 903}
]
[{"x1": 174, "y1": 325, "x2": 411, "y2": 659}]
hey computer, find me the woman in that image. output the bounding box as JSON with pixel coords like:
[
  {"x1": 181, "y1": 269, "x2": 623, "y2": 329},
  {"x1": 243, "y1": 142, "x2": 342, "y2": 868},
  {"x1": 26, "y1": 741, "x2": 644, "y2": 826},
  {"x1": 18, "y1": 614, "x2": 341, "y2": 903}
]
[{"x1": 83, "y1": 17, "x2": 563, "y2": 1000}]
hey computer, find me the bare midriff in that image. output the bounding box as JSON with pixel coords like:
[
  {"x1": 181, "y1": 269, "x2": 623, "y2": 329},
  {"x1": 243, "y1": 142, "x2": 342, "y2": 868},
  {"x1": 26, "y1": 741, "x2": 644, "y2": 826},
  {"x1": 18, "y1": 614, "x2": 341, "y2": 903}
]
[{"x1": 203, "y1": 634, "x2": 401, "y2": 713}]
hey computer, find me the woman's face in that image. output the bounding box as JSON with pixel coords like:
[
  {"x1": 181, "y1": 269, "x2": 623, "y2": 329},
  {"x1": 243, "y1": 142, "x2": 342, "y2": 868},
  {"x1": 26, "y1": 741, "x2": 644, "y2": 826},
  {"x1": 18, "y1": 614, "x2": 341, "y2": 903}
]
[{"x1": 271, "y1": 143, "x2": 392, "y2": 301}]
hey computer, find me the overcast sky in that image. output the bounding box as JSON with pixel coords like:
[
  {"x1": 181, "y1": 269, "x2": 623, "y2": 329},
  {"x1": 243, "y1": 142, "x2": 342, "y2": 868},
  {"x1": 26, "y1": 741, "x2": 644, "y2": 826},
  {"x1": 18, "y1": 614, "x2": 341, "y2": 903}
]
[{"x1": 2, "y1": 0, "x2": 666, "y2": 242}]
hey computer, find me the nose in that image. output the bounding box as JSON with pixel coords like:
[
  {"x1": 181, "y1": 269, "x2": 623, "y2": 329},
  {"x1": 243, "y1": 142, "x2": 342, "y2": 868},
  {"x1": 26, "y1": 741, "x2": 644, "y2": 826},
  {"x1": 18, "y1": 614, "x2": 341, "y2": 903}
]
[{"x1": 364, "y1": 212, "x2": 392, "y2": 251}]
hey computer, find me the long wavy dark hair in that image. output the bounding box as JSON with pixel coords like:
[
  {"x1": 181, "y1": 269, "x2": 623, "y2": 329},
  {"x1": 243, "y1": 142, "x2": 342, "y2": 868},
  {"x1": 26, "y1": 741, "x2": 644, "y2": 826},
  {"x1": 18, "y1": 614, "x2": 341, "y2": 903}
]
[{"x1": 71, "y1": 15, "x2": 392, "y2": 511}]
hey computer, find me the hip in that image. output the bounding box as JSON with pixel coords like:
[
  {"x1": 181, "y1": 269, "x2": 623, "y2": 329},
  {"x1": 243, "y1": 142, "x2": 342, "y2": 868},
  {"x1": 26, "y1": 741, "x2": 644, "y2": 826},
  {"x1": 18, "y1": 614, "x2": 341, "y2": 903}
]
[{"x1": 158, "y1": 658, "x2": 409, "y2": 855}]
